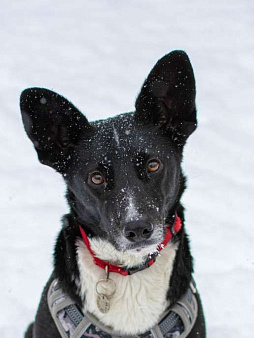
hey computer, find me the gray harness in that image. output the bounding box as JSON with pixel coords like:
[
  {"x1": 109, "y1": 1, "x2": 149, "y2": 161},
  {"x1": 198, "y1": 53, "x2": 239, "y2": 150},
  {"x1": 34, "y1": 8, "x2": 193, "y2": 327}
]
[{"x1": 48, "y1": 279, "x2": 198, "y2": 338}]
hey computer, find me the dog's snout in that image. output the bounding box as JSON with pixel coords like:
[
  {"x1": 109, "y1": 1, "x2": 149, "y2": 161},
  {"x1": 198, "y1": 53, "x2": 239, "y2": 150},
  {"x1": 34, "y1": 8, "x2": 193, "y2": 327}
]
[{"x1": 124, "y1": 221, "x2": 154, "y2": 243}]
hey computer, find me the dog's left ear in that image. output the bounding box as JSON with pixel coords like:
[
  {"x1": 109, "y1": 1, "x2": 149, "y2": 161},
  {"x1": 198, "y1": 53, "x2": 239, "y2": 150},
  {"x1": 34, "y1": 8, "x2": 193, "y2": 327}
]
[
  {"x1": 135, "y1": 50, "x2": 197, "y2": 145},
  {"x1": 20, "y1": 87, "x2": 92, "y2": 172}
]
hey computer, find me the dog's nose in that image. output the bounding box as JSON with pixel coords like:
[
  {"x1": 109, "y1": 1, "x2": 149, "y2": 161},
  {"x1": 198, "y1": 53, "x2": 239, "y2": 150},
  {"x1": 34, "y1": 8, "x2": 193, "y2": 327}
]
[{"x1": 124, "y1": 221, "x2": 154, "y2": 243}]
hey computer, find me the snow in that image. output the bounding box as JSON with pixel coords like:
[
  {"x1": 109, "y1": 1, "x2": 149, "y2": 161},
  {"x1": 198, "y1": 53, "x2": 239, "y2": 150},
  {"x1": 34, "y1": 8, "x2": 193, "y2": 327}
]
[{"x1": 0, "y1": 0, "x2": 254, "y2": 336}]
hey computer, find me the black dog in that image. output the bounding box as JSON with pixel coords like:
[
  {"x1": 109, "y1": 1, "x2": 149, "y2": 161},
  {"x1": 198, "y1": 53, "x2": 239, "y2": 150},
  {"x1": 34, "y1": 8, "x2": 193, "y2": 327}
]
[{"x1": 21, "y1": 50, "x2": 206, "y2": 338}]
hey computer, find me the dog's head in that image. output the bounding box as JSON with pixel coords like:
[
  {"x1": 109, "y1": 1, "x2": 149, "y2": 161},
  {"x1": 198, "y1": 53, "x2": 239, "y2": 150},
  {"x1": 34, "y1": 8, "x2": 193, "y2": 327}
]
[{"x1": 20, "y1": 50, "x2": 196, "y2": 255}]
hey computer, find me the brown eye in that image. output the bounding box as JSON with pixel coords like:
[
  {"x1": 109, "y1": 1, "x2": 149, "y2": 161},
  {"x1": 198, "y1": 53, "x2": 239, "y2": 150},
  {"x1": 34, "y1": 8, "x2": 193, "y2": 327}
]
[
  {"x1": 91, "y1": 172, "x2": 104, "y2": 185},
  {"x1": 147, "y1": 159, "x2": 160, "y2": 173}
]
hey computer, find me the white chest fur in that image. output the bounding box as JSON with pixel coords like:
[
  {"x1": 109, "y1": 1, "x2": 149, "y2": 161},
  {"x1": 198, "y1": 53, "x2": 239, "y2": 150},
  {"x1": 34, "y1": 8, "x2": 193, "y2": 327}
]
[{"x1": 76, "y1": 239, "x2": 177, "y2": 335}]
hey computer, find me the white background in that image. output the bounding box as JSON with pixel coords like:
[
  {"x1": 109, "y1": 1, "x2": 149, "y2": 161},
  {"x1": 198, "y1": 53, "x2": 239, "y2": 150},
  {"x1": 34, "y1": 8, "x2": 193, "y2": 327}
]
[{"x1": 0, "y1": 0, "x2": 253, "y2": 337}]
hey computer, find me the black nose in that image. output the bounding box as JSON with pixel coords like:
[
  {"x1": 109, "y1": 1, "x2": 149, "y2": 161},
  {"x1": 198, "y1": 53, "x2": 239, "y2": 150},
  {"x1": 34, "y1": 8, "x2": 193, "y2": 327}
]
[{"x1": 124, "y1": 221, "x2": 154, "y2": 243}]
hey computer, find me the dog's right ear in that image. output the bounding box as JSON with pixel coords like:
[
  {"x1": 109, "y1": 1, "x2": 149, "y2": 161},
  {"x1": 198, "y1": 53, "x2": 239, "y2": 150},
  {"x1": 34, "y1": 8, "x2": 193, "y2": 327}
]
[
  {"x1": 135, "y1": 50, "x2": 197, "y2": 146},
  {"x1": 20, "y1": 87, "x2": 92, "y2": 172}
]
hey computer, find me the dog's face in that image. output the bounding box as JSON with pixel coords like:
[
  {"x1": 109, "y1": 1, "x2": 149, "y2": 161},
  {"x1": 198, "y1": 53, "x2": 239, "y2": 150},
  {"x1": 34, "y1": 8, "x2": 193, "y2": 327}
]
[
  {"x1": 20, "y1": 50, "x2": 196, "y2": 252},
  {"x1": 66, "y1": 114, "x2": 182, "y2": 252}
]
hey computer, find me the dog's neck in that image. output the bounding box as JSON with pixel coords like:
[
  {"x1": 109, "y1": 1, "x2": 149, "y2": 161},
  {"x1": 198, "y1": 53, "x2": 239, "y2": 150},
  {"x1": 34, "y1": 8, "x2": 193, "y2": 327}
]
[
  {"x1": 75, "y1": 220, "x2": 182, "y2": 335},
  {"x1": 78, "y1": 216, "x2": 182, "y2": 276},
  {"x1": 89, "y1": 236, "x2": 159, "y2": 267},
  {"x1": 76, "y1": 237, "x2": 179, "y2": 335},
  {"x1": 53, "y1": 212, "x2": 194, "y2": 331}
]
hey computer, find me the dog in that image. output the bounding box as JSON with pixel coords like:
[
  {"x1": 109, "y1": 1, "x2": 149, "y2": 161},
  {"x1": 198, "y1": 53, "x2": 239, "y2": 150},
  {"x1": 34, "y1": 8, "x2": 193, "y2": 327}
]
[{"x1": 21, "y1": 50, "x2": 206, "y2": 338}]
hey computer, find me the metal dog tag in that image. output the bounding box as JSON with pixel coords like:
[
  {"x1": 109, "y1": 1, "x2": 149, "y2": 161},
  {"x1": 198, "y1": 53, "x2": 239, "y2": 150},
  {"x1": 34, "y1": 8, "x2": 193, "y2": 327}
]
[
  {"x1": 97, "y1": 294, "x2": 110, "y2": 313},
  {"x1": 96, "y1": 266, "x2": 116, "y2": 313}
]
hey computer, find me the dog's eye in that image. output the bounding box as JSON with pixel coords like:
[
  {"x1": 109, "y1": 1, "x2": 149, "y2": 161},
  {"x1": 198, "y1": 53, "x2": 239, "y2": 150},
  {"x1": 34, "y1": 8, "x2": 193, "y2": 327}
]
[
  {"x1": 147, "y1": 159, "x2": 160, "y2": 173},
  {"x1": 91, "y1": 172, "x2": 104, "y2": 185}
]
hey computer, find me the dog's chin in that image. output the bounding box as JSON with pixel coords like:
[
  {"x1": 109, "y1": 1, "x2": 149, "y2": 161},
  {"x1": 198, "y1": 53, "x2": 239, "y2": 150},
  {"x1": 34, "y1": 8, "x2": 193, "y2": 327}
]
[
  {"x1": 118, "y1": 239, "x2": 160, "y2": 253},
  {"x1": 123, "y1": 242, "x2": 160, "y2": 260},
  {"x1": 89, "y1": 236, "x2": 163, "y2": 268}
]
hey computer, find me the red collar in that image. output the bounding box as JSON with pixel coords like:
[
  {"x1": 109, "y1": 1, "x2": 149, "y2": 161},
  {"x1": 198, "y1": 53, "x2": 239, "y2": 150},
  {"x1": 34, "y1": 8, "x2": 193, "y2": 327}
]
[{"x1": 79, "y1": 215, "x2": 182, "y2": 276}]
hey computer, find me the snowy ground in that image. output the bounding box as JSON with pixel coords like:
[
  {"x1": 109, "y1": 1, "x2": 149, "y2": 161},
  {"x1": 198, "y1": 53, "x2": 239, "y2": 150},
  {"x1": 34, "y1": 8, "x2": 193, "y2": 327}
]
[{"x1": 1, "y1": 0, "x2": 254, "y2": 337}]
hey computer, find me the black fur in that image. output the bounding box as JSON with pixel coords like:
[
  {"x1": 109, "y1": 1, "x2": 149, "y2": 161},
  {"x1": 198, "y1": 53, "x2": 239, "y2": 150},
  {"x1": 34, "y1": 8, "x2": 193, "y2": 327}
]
[{"x1": 21, "y1": 50, "x2": 206, "y2": 337}]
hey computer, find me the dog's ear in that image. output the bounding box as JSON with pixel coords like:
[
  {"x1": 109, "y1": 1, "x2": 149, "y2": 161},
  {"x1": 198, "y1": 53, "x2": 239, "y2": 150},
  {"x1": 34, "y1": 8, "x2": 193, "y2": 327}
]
[
  {"x1": 20, "y1": 87, "x2": 92, "y2": 172},
  {"x1": 135, "y1": 50, "x2": 197, "y2": 145}
]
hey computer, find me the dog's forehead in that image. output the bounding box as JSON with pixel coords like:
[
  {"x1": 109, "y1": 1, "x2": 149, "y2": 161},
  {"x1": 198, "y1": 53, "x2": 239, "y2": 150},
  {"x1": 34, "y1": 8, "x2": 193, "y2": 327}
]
[
  {"x1": 89, "y1": 113, "x2": 167, "y2": 158},
  {"x1": 94, "y1": 113, "x2": 134, "y2": 145}
]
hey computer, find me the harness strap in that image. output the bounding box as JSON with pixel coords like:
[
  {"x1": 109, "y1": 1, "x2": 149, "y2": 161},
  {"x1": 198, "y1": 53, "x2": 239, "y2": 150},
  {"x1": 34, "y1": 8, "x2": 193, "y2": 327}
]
[
  {"x1": 72, "y1": 317, "x2": 91, "y2": 338},
  {"x1": 47, "y1": 279, "x2": 198, "y2": 338}
]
